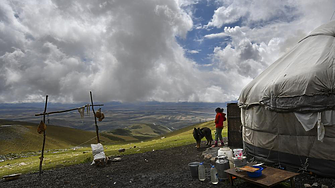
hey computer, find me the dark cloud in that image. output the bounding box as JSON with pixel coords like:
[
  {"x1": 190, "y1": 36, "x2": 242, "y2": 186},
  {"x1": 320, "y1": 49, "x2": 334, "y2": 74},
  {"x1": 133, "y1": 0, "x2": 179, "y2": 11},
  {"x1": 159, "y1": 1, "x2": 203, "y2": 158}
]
[{"x1": 0, "y1": 0, "x2": 334, "y2": 103}]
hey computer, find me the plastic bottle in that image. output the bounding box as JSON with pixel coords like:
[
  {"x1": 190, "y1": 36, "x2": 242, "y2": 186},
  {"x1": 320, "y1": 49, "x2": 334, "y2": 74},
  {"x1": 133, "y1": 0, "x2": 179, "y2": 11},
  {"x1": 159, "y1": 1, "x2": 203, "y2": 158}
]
[
  {"x1": 198, "y1": 162, "x2": 206, "y2": 181},
  {"x1": 210, "y1": 165, "x2": 218, "y2": 184}
]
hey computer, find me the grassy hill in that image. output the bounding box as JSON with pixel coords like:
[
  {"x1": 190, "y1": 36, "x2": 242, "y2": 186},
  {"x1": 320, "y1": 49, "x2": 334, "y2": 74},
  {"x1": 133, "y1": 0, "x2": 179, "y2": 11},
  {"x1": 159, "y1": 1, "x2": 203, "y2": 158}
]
[
  {"x1": 107, "y1": 123, "x2": 171, "y2": 140},
  {"x1": 0, "y1": 120, "x2": 173, "y2": 155},
  {"x1": 0, "y1": 119, "x2": 120, "y2": 155},
  {"x1": 0, "y1": 119, "x2": 227, "y2": 177}
]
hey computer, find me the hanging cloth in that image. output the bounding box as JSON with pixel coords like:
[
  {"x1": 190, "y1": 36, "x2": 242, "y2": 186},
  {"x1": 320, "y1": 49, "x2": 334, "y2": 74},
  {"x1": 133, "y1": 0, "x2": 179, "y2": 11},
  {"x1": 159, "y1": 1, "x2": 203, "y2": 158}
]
[
  {"x1": 294, "y1": 112, "x2": 326, "y2": 142},
  {"x1": 317, "y1": 112, "x2": 325, "y2": 142},
  {"x1": 86, "y1": 104, "x2": 90, "y2": 116},
  {"x1": 99, "y1": 113, "x2": 105, "y2": 122},
  {"x1": 37, "y1": 121, "x2": 47, "y2": 134},
  {"x1": 95, "y1": 108, "x2": 104, "y2": 122},
  {"x1": 78, "y1": 107, "x2": 85, "y2": 118}
]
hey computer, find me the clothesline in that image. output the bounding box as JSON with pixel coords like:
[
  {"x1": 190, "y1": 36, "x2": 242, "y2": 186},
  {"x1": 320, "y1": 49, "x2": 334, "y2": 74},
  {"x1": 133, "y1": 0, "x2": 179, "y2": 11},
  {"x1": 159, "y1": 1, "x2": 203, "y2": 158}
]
[{"x1": 34, "y1": 104, "x2": 104, "y2": 116}]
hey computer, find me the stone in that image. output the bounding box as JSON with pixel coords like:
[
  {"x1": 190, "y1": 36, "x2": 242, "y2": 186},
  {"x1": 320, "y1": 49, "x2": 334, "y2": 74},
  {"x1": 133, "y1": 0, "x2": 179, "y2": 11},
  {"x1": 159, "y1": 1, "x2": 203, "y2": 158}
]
[
  {"x1": 312, "y1": 182, "x2": 318, "y2": 187},
  {"x1": 210, "y1": 157, "x2": 216, "y2": 163},
  {"x1": 118, "y1": 148, "x2": 125, "y2": 152},
  {"x1": 204, "y1": 154, "x2": 212, "y2": 160},
  {"x1": 112, "y1": 157, "x2": 121, "y2": 162},
  {"x1": 304, "y1": 184, "x2": 311, "y2": 188}
]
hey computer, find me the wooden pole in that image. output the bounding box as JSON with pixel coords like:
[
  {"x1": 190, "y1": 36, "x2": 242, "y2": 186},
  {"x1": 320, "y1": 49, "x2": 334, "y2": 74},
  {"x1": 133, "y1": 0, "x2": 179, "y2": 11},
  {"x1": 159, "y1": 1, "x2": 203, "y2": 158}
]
[
  {"x1": 90, "y1": 91, "x2": 100, "y2": 143},
  {"x1": 39, "y1": 95, "x2": 48, "y2": 175},
  {"x1": 34, "y1": 104, "x2": 104, "y2": 116}
]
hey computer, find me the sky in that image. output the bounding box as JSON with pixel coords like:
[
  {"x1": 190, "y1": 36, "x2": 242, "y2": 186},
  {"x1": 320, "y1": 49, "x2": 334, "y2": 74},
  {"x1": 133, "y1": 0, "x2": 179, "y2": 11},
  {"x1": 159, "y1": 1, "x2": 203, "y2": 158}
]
[{"x1": 0, "y1": 0, "x2": 335, "y2": 103}]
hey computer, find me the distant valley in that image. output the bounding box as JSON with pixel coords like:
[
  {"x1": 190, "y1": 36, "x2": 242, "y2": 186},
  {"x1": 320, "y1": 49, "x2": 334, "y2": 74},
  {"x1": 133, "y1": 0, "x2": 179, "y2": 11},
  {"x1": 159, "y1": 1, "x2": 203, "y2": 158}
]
[{"x1": 0, "y1": 102, "x2": 230, "y2": 131}]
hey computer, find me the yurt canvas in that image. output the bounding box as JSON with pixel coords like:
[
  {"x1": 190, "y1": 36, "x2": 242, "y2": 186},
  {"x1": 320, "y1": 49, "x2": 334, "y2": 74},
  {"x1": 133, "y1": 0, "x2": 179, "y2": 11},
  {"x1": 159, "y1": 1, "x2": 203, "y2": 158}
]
[{"x1": 238, "y1": 20, "x2": 335, "y2": 177}]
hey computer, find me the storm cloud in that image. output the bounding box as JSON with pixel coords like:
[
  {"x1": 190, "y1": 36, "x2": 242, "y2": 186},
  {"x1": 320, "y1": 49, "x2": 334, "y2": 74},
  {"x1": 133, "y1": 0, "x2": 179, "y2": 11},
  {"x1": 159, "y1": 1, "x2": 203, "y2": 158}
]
[{"x1": 0, "y1": 0, "x2": 334, "y2": 103}]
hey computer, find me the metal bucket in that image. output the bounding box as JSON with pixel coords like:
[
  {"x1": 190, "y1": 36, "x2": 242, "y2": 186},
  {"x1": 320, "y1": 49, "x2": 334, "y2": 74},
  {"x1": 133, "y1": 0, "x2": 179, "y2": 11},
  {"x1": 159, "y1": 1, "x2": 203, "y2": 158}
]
[
  {"x1": 215, "y1": 155, "x2": 230, "y2": 180},
  {"x1": 188, "y1": 162, "x2": 200, "y2": 178}
]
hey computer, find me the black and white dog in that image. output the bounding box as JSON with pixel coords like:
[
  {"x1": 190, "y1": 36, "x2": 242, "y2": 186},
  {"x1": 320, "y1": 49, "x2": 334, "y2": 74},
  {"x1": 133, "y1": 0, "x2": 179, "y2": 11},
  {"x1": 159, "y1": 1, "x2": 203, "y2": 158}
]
[{"x1": 193, "y1": 127, "x2": 213, "y2": 148}]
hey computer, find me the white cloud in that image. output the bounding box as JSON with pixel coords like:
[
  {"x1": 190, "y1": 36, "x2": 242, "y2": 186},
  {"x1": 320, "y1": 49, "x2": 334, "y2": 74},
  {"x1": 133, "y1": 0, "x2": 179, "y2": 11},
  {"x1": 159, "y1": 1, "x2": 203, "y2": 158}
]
[
  {"x1": 204, "y1": 32, "x2": 227, "y2": 39},
  {"x1": 0, "y1": 0, "x2": 198, "y2": 103},
  {"x1": 187, "y1": 49, "x2": 200, "y2": 54},
  {"x1": 203, "y1": 0, "x2": 335, "y2": 101},
  {"x1": 0, "y1": 0, "x2": 334, "y2": 103}
]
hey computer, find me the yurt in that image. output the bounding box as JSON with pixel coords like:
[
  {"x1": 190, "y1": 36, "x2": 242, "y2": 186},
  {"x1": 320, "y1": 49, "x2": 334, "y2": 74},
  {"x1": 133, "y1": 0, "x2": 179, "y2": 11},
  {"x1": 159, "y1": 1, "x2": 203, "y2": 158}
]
[{"x1": 238, "y1": 20, "x2": 335, "y2": 177}]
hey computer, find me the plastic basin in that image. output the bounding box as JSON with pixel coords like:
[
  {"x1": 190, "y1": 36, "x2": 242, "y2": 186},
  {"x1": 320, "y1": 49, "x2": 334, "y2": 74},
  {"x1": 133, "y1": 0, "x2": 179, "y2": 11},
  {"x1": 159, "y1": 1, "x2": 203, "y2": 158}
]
[{"x1": 247, "y1": 166, "x2": 263, "y2": 178}]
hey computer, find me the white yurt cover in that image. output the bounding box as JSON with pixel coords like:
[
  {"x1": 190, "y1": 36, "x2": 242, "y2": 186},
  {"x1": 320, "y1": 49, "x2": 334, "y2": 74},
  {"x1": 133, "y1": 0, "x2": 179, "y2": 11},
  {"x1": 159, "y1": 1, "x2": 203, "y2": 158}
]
[
  {"x1": 238, "y1": 21, "x2": 335, "y2": 177},
  {"x1": 239, "y1": 20, "x2": 335, "y2": 112}
]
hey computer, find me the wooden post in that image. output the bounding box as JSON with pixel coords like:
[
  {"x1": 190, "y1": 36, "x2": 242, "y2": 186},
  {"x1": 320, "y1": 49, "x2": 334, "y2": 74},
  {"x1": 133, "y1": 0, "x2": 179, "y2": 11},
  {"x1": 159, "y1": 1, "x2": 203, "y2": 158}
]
[
  {"x1": 90, "y1": 91, "x2": 100, "y2": 143},
  {"x1": 39, "y1": 95, "x2": 48, "y2": 175},
  {"x1": 34, "y1": 104, "x2": 103, "y2": 116}
]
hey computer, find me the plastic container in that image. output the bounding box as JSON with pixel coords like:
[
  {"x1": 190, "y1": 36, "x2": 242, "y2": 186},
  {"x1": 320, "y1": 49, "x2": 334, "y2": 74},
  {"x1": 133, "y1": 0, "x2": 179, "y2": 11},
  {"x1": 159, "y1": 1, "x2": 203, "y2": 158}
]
[
  {"x1": 247, "y1": 166, "x2": 263, "y2": 178},
  {"x1": 198, "y1": 162, "x2": 206, "y2": 181},
  {"x1": 233, "y1": 148, "x2": 243, "y2": 158},
  {"x1": 210, "y1": 165, "x2": 218, "y2": 184},
  {"x1": 218, "y1": 147, "x2": 233, "y2": 160},
  {"x1": 218, "y1": 147, "x2": 234, "y2": 168},
  {"x1": 232, "y1": 156, "x2": 247, "y2": 167},
  {"x1": 188, "y1": 162, "x2": 200, "y2": 178},
  {"x1": 215, "y1": 155, "x2": 230, "y2": 180}
]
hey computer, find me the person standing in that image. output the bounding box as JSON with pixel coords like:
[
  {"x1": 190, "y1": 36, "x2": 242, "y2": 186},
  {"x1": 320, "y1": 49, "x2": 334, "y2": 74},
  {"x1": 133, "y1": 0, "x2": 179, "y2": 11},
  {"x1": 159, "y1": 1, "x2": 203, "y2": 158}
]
[{"x1": 213, "y1": 107, "x2": 226, "y2": 147}]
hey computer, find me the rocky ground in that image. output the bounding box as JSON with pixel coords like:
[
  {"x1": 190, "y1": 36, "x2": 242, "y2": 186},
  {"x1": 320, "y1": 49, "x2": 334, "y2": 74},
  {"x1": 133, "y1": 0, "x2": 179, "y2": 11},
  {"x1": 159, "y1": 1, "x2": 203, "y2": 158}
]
[{"x1": 1, "y1": 143, "x2": 335, "y2": 188}]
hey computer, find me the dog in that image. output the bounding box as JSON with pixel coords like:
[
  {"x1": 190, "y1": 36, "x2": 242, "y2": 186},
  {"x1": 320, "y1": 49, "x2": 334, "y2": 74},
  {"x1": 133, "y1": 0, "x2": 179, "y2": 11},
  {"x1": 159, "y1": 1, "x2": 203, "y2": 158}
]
[{"x1": 193, "y1": 127, "x2": 213, "y2": 148}]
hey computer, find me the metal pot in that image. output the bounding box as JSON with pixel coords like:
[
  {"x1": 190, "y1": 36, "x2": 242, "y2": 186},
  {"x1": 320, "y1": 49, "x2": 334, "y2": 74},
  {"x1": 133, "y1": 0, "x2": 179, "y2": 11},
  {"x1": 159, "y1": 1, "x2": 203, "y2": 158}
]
[{"x1": 215, "y1": 155, "x2": 230, "y2": 180}]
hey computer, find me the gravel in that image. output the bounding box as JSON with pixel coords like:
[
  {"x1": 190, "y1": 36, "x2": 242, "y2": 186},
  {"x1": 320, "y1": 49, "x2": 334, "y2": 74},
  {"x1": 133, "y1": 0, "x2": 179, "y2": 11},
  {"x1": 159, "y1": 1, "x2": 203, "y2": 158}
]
[{"x1": 1, "y1": 143, "x2": 335, "y2": 188}]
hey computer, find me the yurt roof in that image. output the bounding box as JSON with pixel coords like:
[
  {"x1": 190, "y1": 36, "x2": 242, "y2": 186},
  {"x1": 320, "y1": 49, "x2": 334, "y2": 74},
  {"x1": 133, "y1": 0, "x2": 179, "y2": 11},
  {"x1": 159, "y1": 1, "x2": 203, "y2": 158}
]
[{"x1": 238, "y1": 20, "x2": 335, "y2": 112}]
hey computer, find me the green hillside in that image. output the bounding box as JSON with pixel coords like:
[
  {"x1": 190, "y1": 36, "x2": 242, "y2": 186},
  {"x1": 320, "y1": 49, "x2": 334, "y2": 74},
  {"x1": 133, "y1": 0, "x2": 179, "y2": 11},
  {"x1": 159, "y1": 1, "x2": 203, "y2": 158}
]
[
  {"x1": 108, "y1": 123, "x2": 171, "y2": 140},
  {"x1": 0, "y1": 120, "x2": 174, "y2": 155},
  {"x1": 0, "y1": 119, "x2": 123, "y2": 155},
  {"x1": 0, "y1": 119, "x2": 227, "y2": 177}
]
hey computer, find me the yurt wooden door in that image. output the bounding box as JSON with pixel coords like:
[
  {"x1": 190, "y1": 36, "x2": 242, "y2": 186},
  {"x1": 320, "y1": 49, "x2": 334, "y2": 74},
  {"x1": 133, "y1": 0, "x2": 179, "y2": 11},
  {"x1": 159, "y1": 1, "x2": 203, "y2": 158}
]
[{"x1": 227, "y1": 103, "x2": 243, "y2": 148}]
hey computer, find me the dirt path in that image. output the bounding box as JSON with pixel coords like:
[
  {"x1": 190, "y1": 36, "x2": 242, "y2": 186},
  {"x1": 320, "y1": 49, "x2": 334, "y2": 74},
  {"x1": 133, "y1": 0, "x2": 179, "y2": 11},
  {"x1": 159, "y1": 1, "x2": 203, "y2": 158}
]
[{"x1": 1, "y1": 143, "x2": 334, "y2": 188}]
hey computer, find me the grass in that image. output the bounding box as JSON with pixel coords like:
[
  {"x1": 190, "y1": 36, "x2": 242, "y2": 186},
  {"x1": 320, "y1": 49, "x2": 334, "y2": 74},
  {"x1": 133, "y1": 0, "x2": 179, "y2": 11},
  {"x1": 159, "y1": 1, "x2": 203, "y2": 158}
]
[
  {"x1": 0, "y1": 120, "x2": 117, "y2": 155},
  {"x1": 0, "y1": 120, "x2": 228, "y2": 177}
]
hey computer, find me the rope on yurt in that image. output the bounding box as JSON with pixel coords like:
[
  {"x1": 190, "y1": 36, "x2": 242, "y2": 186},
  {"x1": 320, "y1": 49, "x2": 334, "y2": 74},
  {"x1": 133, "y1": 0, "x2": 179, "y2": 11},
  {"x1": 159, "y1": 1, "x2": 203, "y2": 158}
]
[
  {"x1": 330, "y1": 8, "x2": 335, "y2": 20},
  {"x1": 296, "y1": 132, "x2": 312, "y2": 173},
  {"x1": 298, "y1": 158, "x2": 309, "y2": 173}
]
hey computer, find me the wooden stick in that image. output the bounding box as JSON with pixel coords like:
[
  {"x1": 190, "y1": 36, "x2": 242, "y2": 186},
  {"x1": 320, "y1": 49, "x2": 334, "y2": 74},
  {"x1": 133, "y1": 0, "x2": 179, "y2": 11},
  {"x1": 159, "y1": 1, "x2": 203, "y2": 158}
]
[
  {"x1": 39, "y1": 95, "x2": 48, "y2": 175},
  {"x1": 90, "y1": 91, "x2": 100, "y2": 143},
  {"x1": 34, "y1": 104, "x2": 104, "y2": 116}
]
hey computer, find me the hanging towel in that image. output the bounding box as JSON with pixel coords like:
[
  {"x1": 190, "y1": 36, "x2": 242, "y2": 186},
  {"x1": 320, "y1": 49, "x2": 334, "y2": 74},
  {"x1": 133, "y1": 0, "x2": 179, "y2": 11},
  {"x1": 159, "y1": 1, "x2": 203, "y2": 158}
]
[
  {"x1": 78, "y1": 107, "x2": 85, "y2": 118},
  {"x1": 86, "y1": 104, "x2": 90, "y2": 115},
  {"x1": 317, "y1": 112, "x2": 325, "y2": 142}
]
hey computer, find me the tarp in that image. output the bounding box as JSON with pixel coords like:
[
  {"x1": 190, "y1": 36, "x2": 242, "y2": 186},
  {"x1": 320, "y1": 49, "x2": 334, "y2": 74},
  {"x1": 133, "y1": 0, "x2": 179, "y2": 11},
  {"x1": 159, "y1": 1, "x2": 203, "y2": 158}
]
[
  {"x1": 239, "y1": 20, "x2": 335, "y2": 113},
  {"x1": 238, "y1": 20, "x2": 335, "y2": 177}
]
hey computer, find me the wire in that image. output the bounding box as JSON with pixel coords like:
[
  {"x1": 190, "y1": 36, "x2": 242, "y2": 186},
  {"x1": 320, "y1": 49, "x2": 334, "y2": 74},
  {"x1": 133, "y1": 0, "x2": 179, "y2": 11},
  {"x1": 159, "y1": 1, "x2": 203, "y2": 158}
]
[
  {"x1": 72, "y1": 136, "x2": 97, "y2": 149},
  {"x1": 330, "y1": 9, "x2": 335, "y2": 21}
]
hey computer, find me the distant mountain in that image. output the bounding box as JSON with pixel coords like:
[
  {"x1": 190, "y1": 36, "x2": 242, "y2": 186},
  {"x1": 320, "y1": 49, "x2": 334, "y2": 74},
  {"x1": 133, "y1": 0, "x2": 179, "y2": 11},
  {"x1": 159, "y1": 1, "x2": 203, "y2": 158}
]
[
  {"x1": 108, "y1": 123, "x2": 171, "y2": 140},
  {"x1": 0, "y1": 101, "x2": 235, "y2": 131}
]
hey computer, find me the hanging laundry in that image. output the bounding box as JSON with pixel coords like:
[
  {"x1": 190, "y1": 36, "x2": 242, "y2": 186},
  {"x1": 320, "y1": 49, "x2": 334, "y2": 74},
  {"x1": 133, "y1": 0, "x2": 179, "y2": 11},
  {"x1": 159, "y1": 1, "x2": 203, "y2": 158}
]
[
  {"x1": 95, "y1": 108, "x2": 102, "y2": 118},
  {"x1": 78, "y1": 107, "x2": 85, "y2": 118},
  {"x1": 37, "y1": 121, "x2": 47, "y2": 134},
  {"x1": 99, "y1": 113, "x2": 105, "y2": 122},
  {"x1": 86, "y1": 104, "x2": 90, "y2": 116}
]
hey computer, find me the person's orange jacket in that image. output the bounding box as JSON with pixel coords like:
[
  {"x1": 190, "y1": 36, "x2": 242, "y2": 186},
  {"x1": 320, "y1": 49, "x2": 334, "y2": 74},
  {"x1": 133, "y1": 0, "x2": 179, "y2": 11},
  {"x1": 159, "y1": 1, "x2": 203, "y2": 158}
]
[{"x1": 215, "y1": 112, "x2": 226, "y2": 128}]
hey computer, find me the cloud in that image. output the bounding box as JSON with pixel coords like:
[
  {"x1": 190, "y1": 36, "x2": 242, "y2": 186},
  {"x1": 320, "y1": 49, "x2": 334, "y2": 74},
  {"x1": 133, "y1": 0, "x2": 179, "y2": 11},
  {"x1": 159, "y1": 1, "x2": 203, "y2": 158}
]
[
  {"x1": 203, "y1": 0, "x2": 335, "y2": 100},
  {"x1": 0, "y1": 0, "x2": 334, "y2": 103},
  {"x1": 204, "y1": 32, "x2": 227, "y2": 39},
  {"x1": 0, "y1": 0, "x2": 202, "y2": 103},
  {"x1": 187, "y1": 49, "x2": 200, "y2": 54}
]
